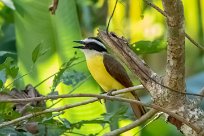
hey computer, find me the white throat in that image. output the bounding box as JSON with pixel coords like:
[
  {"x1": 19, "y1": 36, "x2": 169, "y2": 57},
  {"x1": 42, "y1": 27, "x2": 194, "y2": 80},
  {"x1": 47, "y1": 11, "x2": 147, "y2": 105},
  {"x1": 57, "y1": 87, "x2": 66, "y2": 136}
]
[{"x1": 82, "y1": 49, "x2": 103, "y2": 59}]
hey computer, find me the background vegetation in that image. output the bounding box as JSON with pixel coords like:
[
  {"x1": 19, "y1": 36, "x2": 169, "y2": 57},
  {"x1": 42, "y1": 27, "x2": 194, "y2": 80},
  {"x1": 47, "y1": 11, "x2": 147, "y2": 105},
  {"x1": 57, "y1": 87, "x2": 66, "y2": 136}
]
[{"x1": 0, "y1": 0, "x2": 203, "y2": 135}]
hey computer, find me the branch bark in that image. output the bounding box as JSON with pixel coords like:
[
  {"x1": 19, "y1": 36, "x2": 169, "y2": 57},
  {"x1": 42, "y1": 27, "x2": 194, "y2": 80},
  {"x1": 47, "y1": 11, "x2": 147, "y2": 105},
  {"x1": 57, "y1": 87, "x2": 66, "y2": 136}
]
[{"x1": 162, "y1": 0, "x2": 185, "y2": 93}]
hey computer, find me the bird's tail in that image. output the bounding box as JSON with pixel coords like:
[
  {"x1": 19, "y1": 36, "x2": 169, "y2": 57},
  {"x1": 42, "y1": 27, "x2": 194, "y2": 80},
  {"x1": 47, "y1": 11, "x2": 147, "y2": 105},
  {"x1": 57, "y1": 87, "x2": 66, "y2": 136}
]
[
  {"x1": 129, "y1": 91, "x2": 146, "y2": 118},
  {"x1": 120, "y1": 91, "x2": 146, "y2": 118}
]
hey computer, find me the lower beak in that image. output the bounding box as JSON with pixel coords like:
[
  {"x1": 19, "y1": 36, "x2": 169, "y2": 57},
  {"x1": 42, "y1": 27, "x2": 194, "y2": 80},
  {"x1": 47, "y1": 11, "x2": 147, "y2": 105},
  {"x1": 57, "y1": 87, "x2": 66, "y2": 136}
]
[{"x1": 73, "y1": 46, "x2": 84, "y2": 49}]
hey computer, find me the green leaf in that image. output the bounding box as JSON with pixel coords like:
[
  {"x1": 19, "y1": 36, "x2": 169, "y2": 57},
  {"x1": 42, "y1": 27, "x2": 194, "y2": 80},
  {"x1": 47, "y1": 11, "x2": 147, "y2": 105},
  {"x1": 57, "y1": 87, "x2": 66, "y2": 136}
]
[
  {"x1": 102, "y1": 106, "x2": 128, "y2": 122},
  {"x1": 0, "y1": 127, "x2": 26, "y2": 136},
  {"x1": 61, "y1": 70, "x2": 86, "y2": 87},
  {"x1": 131, "y1": 39, "x2": 166, "y2": 54},
  {"x1": 42, "y1": 112, "x2": 63, "y2": 123},
  {"x1": 0, "y1": 80, "x2": 3, "y2": 88},
  {"x1": 0, "y1": 57, "x2": 19, "y2": 78},
  {"x1": 0, "y1": 57, "x2": 13, "y2": 70},
  {"x1": 51, "y1": 57, "x2": 78, "y2": 92},
  {"x1": 9, "y1": 65, "x2": 19, "y2": 78},
  {"x1": 32, "y1": 42, "x2": 49, "y2": 63},
  {"x1": 0, "y1": 70, "x2": 6, "y2": 84},
  {"x1": 72, "y1": 119, "x2": 109, "y2": 130},
  {"x1": 58, "y1": 117, "x2": 72, "y2": 129},
  {"x1": 31, "y1": 43, "x2": 41, "y2": 63},
  {"x1": 0, "y1": 102, "x2": 20, "y2": 121}
]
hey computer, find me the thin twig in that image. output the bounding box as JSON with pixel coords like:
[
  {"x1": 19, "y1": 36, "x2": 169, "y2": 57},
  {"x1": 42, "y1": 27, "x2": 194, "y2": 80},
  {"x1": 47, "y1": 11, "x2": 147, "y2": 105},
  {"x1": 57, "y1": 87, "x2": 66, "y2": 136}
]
[
  {"x1": 0, "y1": 98, "x2": 98, "y2": 128},
  {"x1": 47, "y1": 75, "x2": 91, "y2": 109},
  {"x1": 104, "y1": 109, "x2": 157, "y2": 136},
  {"x1": 144, "y1": 0, "x2": 167, "y2": 17},
  {"x1": 134, "y1": 112, "x2": 163, "y2": 136},
  {"x1": 34, "y1": 73, "x2": 56, "y2": 88},
  {"x1": 0, "y1": 92, "x2": 201, "y2": 133},
  {"x1": 0, "y1": 85, "x2": 144, "y2": 103},
  {"x1": 34, "y1": 60, "x2": 85, "y2": 88},
  {"x1": 198, "y1": 87, "x2": 204, "y2": 103},
  {"x1": 5, "y1": 72, "x2": 31, "y2": 89},
  {"x1": 185, "y1": 33, "x2": 204, "y2": 50},
  {"x1": 144, "y1": 0, "x2": 204, "y2": 51},
  {"x1": 106, "y1": 0, "x2": 119, "y2": 33}
]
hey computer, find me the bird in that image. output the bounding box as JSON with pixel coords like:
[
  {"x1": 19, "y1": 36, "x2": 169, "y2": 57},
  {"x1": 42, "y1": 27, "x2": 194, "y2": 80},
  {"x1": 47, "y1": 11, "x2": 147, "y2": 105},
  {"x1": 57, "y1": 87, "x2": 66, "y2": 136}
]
[{"x1": 73, "y1": 37, "x2": 146, "y2": 118}]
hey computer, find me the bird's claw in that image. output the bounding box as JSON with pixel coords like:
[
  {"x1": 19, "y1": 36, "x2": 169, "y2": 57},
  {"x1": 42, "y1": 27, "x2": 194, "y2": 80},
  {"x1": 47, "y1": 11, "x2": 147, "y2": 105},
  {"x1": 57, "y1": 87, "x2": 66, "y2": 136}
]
[{"x1": 107, "y1": 89, "x2": 117, "y2": 96}]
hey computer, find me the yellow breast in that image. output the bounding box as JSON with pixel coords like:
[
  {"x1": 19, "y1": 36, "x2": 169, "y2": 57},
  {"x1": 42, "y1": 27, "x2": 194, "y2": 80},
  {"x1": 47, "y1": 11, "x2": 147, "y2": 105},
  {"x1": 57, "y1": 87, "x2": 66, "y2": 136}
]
[{"x1": 86, "y1": 54, "x2": 124, "y2": 92}]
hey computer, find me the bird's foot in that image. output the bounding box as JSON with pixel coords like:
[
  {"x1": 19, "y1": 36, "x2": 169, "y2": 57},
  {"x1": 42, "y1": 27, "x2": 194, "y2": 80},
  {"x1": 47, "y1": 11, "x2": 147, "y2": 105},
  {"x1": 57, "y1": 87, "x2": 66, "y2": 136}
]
[{"x1": 107, "y1": 89, "x2": 117, "y2": 96}]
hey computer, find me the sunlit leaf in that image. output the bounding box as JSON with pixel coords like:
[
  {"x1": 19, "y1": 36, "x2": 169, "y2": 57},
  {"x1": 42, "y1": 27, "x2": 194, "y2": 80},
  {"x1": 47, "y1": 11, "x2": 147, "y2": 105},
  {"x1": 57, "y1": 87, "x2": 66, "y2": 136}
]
[
  {"x1": 1, "y1": 0, "x2": 15, "y2": 10},
  {"x1": 130, "y1": 39, "x2": 166, "y2": 54}
]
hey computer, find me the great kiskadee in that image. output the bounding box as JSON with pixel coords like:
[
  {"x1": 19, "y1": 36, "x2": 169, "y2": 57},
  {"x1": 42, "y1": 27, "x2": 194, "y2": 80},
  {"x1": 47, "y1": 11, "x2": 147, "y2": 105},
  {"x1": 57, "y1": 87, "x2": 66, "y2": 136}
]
[{"x1": 73, "y1": 37, "x2": 146, "y2": 118}]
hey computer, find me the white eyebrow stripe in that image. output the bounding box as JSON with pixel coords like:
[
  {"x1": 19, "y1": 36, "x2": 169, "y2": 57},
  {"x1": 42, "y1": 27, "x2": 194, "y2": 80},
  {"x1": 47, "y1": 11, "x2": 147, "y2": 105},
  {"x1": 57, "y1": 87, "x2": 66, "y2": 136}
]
[{"x1": 83, "y1": 38, "x2": 106, "y2": 49}]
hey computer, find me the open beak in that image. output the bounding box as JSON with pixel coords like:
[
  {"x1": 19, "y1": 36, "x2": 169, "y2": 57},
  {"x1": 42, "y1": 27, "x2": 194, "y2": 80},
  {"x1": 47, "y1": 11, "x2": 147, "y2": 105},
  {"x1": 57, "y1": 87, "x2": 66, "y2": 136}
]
[{"x1": 73, "y1": 40, "x2": 85, "y2": 49}]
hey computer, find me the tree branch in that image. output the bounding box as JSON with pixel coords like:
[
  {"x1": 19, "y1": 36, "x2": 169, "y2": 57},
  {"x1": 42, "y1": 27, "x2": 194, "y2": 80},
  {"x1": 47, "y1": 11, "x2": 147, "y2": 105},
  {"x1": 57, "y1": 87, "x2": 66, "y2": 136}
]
[
  {"x1": 0, "y1": 85, "x2": 144, "y2": 103},
  {"x1": 104, "y1": 109, "x2": 157, "y2": 136},
  {"x1": 0, "y1": 91, "x2": 201, "y2": 133},
  {"x1": 98, "y1": 11, "x2": 204, "y2": 136},
  {"x1": 162, "y1": 0, "x2": 185, "y2": 93},
  {"x1": 0, "y1": 98, "x2": 98, "y2": 128}
]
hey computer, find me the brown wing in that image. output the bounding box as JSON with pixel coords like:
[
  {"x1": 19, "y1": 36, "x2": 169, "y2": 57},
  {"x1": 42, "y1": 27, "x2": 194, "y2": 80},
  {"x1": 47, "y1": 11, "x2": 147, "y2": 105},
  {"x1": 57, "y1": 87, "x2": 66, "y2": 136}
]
[
  {"x1": 103, "y1": 53, "x2": 133, "y2": 87},
  {"x1": 103, "y1": 53, "x2": 146, "y2": 118}
]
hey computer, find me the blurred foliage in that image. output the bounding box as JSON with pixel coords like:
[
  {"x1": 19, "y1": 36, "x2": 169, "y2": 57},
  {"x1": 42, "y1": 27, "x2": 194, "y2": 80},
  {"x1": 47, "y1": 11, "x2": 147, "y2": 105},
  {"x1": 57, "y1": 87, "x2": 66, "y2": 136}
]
[
  {"x1": 0, "y1": 0, "x2": 203, "y2": 135},
  {"x1": 130, "y1": 38, "x2": 166, "y2": 54},
  {"x1": 0, "y1": 57, "x2": 18, "y2": 89}
]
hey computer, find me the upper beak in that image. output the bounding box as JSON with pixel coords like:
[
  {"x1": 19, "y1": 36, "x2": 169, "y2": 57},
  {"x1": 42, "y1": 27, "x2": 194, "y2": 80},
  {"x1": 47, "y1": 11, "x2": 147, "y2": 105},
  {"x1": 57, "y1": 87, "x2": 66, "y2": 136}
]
[
  {"x1": 73, "y1": 40, "x2": 85, "y2": 44},
  {"x1": 73, "y1": 40, "x2": 85, "y2": 49}
]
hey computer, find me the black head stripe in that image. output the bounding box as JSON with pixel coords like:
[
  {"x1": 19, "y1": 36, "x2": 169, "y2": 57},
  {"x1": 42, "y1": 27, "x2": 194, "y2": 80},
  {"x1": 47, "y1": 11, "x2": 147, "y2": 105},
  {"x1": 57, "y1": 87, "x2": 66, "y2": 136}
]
[
  {"x1": 85, "y1": 37, "x2": 107, "y2": 52},
  {"x1": 88, "y1": 37, "x2": 103, "y2": 43},
  {"x1": 86, "y1": 42, "x2": 107, "y2": 52}
]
